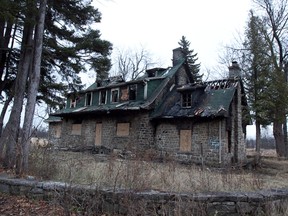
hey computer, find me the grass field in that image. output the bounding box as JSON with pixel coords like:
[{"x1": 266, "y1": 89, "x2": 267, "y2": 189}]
[{"x1": 28, "y1": 148, "x2": 288, "y2": 193}]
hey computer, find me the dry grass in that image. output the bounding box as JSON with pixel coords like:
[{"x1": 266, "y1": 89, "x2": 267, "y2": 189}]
[
  {"x1": 246, "y1": 148, "x2": 278, "y2": 158},
  {"x1": 28, "y1": 148, "x2": 288, "y2": 193}
]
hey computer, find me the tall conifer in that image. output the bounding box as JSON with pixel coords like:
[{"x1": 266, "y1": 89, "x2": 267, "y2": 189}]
[{"x1": 178, "y1": 36, "x2": 202, "y2": 82}]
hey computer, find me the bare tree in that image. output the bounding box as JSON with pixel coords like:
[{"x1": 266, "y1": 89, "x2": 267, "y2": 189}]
[{"x1": 113, "y1": 47, "x2": 157, "y2": 81}]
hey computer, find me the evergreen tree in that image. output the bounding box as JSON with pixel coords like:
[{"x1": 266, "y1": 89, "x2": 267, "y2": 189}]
[
  {"x1": 178, "y1": 36, "x2": 202, "y2": 82},
  {"x1": 0, "y1": 0, "x2": 112, "y2": 170},
  {"x1": 0, "y1": 0, "x2": 113, "y2": 113},
  {"x1": 242, "y1": 11, "x2": 272, "y2": 156},
  {"x1": 252, "y1": 0, "x2": 288, "y2": 157}
]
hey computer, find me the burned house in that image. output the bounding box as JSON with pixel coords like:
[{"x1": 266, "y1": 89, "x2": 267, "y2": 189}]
[{"x1": 46, "y1": 48, "x2": 249, "y2": 164}]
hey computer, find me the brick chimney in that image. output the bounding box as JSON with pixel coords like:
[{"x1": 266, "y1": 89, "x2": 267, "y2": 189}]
[
  {"x1": 172, "y1": 47, "x2": 185, "y2": 66},
  {"x1": 228, "y1": 61, "x2": 241, "y2": 78}
]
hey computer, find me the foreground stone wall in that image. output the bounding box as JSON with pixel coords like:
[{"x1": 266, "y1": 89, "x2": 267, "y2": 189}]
[{"x1": 0, "y1": 175, "x2": 288, "y2": 215}]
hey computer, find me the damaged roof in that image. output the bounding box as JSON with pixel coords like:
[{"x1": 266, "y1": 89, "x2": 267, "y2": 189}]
[
  {"x1": 151, "y1": 79, "x2": 240, "y2": 119},
  {"x1": 50, "y1": 59, "x2": 186, "y2": 117}
]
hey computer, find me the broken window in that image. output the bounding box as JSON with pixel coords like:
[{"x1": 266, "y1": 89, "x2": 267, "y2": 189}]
[
  {"x1": 70, "y1": 98, "x2": 76, "y2": 108},
  {"x1": 85, "y1": 92, "x2": 93, "y2": 106},
  {"x1": 116, "y1": 123, "x2": 130, "y2": 136},
  {"x1": 99, "y1": 90, "x2": 107, "y2": 104},
  {"x1": 129, "y1": 85, "x2": 137, "y2": 100},
  {"x1": 179, "y1": 130, "x2": 192, "y2": 152},
  {"x1": 227, "y1": 131, "x2": 232, "y2": 153},
  {"x1": 182, "y1": 92, "x2": 192, "y2": 108},
  {"x1": 111, "y1": 88, "x2": 119, "y2": 103}
]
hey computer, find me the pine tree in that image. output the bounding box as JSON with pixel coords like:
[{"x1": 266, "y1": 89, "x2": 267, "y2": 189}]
[
  {"x1": 242, "y1": 11, "x2": 272, "y2": 157},
  {"x1": 178, "y1": 36, "x2": 202, "y2": 82},
  {"x1": 249, "y1": 0, "x2": 288, "y2": 157},
  {"x1": 0, "y1": 0, "x2": 112, "y2": 170}
]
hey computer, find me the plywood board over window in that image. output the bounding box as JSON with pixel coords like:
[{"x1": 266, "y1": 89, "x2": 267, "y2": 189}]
[
  {"x1": 95, "y1": 123, "x2": 102, "y2": 146},
  {"x1": 72, "y1": 124, "x2": 82, "y2": 135},
  {"x1": 54, "y1": 125, "x2": 61, "y2": 138},
  {"x1": 116, "y1": 123, "x2": 130, "y2": 136},
  {"x1": 179, "y1": 130, "x2": 191, "y2": 152},
  {"x1": 121, "y1": 87, "x2": 129, "y2": 101}
]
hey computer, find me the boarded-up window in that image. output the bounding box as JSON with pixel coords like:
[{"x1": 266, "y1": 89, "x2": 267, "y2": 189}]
[
  {"x1": 95, "y1": 123, "x2": 102, "y2": 146},
  {"x1": 121, "y1": 87, "x2": 129, "y2": 101},
  {"x1": 179, "y1": 130, "x2": 191, "y2": 152},
  {"x1": 54, "y1": 125, "x2": 61, "y2": 138},
  {"x1": 72, "y1": 124, "x2": 82, "y2": 135},
  {"x1": 116, "y1": 123, "x2": 130, "y2": 136}
]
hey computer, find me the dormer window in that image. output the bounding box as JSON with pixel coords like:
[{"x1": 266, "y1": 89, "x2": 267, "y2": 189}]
[
  {"x1": 99, "y1": 90, "x2": 107, "y2": 104},
  {"x1": 85, "y1": 92, "x2": 92, "y2": 106},
  {"x1": 70, "y1": 98, "x2": 76, "y2": 108},
  {"x1": 182, "y1": 92, "x2": 192, "y2": 108},
  {"x1": 111, "y1": 88, "x2": 119, "y2": 103}
]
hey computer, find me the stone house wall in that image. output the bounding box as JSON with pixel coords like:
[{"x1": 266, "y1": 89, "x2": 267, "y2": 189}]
[
  {"x1": 48, "y1": 81, "x2": 246, "y2": 165},
  {"x1": 155, "y1": 119, "x2": 232, "y2": 164},
  {"x1": 51, "y1": 111, "x2": 155, "y2": 151}
]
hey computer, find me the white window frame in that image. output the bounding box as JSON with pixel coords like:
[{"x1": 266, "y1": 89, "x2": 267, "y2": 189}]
[{"x1": 70, "y1": 98, "x2": 76, "y2": 108}]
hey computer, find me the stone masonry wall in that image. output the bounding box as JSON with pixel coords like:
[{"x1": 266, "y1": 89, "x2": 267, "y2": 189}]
[
  {"x1": 0, "y1": 175, "x2": 288, "y2": 215},
  {"x1": 54, "y1": 112, "x2": 154, "y2": 151},
  {"x1": 155, "y1": 119, "x2": 232, "y2": 164}
]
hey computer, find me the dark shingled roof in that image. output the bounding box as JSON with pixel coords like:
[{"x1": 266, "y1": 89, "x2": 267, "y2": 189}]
[
  {"x1": 50, "y1": 59, "x2": 186, "y2": 117},
  {"x1": 151, "y1": 79, "x2": 239, "y2": 119}
]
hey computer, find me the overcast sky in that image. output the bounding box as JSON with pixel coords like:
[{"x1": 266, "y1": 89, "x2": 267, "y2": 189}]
[
  {"x1": 92, "y1": 0, "x2": 264, "y2": 138},
  {"x1": 94, "y1": 0, "x2": 252, "y2": 72}
]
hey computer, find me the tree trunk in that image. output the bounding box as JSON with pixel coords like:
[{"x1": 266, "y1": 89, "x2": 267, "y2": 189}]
[
  {"x1": 17, "y1": 0, "x2": 47, "y2": 175},
  {"x1": 283, "y1": 62, "x2": 288, "y2": 158},
  {"x1": 273, "y1": 121, "x2": 285, "y2": 157},
  {"x1": 0, "y1": 19, "x2": 11, "y2": 82},
  {"x1": 255, "y1": 120, "x2": 261, "y2": 161},
  {"x1": 0, "y1": 95, "x2": 13, "y2": 137},
  {"x1": 0, "y1": 1, "x2": 35, "y2": 168},
  {"x1": 284, "y1": 121, "x2": 288, "y2": 158}
]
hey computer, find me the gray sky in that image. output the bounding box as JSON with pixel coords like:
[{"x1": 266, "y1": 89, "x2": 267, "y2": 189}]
[
  {"x1": 91, "y1": 0, "x2": 260, "y2": 138},
  {"x1": 43, "y1": 0, "x2": 259, "y2": 138},
  {"x1": 94, "y1": 0, "x2": 252, "y2": 71}
]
